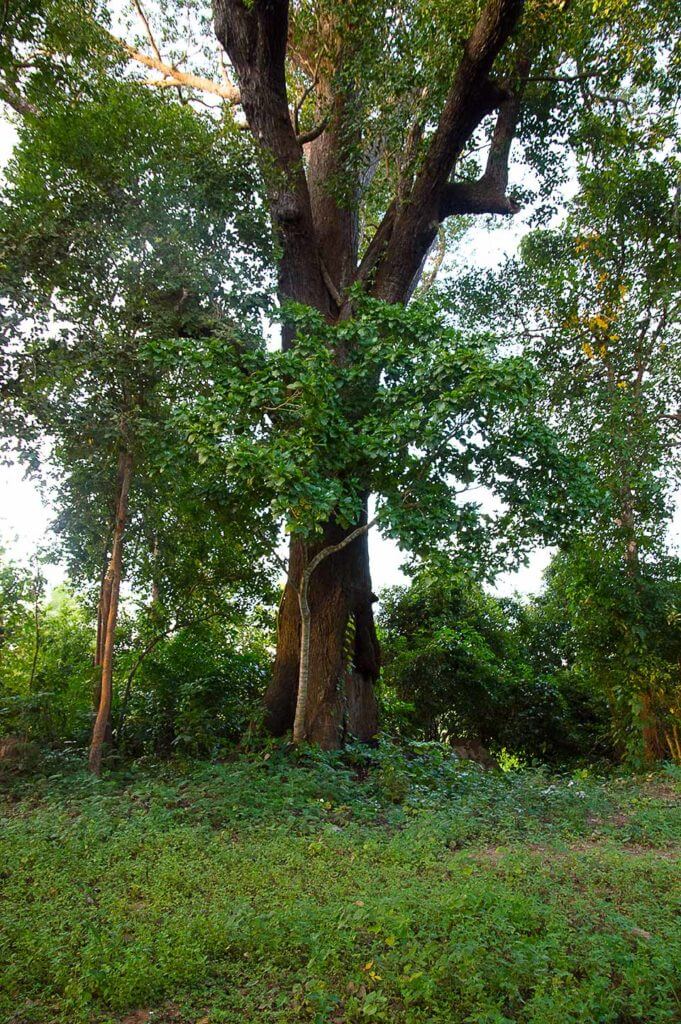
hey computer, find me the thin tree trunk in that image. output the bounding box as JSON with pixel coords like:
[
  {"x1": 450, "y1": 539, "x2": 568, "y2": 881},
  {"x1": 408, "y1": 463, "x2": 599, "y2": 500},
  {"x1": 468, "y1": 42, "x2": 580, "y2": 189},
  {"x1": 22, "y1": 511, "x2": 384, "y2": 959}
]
[
  {"x1": 95, "y1": 565, "x2": 109, "y2": 669},
  {"x1": 618, "y1": 488, "x2": 665, "y2": 762},
  {"x1": 640, "y1": 691, "x2": 665, "y2": 764},
  {"x1": 93, "y1": 528, "x2": 114, "y2": 711},
  {"x1": 28, "y1": 575, "x2": 41, "y2": 691},
  {"x1": 88, "y1": 450, "x2": 133, "y2": 775},
  {"x1": 292, "y1": 572, "x2": 312, "y2": 744},
  {"x1": 116, "y1": 632, "x2": 165, "y2": 745},
  {"x1": 665, "y1": 725, "x2": 681, "y2": 764}
]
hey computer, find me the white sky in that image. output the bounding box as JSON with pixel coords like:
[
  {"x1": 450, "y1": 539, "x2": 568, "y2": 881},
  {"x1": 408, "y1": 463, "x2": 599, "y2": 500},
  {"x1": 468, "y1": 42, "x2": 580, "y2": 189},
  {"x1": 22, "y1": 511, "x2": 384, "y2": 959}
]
[{"x1": 0, "y1": 116, "x2": 678, "y2": 599}]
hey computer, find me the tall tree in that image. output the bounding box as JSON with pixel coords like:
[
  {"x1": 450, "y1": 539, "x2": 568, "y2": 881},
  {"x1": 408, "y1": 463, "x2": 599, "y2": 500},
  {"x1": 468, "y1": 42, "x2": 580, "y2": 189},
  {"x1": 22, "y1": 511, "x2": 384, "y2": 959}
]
[
  {"x1": 450, "y1": 102, "x2": 680, "y2": 759},
  {"x1": 207, "y1": 0, "x2": 678, "y2": 744},
  {"x1": 2, "y1": 0, "x2": 677, "y2": 747},
  {"x1": 0, "y1": 82, "x2": 273, "y2": 770}
]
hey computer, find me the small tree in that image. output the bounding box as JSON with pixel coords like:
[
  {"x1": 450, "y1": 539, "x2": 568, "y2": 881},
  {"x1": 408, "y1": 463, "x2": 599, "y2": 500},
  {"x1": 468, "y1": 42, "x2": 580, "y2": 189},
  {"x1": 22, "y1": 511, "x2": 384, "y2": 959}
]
[{"x1": 0, "y1": 83, "x2": 272, "y2": 771}]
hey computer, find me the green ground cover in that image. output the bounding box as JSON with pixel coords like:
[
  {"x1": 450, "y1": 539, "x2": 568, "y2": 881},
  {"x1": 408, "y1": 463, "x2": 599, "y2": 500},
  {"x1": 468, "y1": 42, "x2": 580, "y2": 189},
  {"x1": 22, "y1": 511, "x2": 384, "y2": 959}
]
[{"x1": 1, "y1": 745, "x2": 679, "y2": 1024}]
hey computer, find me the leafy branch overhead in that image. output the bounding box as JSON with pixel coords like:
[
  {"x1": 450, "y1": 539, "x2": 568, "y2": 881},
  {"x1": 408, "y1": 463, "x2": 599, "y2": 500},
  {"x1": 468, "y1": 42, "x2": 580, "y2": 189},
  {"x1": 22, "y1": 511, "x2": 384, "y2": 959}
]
[
  {"x1": 175, "y1": 295, "x2": 595, "y2": 572},
  {"x1": 5, "y1": 0, "x2": 674, "y2": 310}
]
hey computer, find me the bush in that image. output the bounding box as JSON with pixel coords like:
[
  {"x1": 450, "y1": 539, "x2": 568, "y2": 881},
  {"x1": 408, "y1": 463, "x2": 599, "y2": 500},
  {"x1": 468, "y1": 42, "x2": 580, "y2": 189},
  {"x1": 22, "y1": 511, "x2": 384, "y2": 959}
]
[
  {"x1": 0, "y1": 579, "x2": 95, "y2": 746},
  {"x1": 118, "y1": 619, "x2": 271, "y2": 756},
  {"x1": 378, "y1": 566, "x2": 613, "y2": 762}
]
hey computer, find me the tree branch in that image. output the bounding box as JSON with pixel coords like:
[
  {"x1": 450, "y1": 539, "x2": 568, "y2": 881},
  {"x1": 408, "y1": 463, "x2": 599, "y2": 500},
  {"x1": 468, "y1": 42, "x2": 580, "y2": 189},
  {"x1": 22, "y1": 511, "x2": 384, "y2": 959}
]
[
  {"x1": 438, "y1": 64, "x2": 528, "y2": 219},
  {"x1": 415, "y1": 0, "x2": 523, "y2": 194},
  {"x1": 0, "y1": 79, "x2": 39, "y2": 117},
  {"x1": 527, "y1": 71, "x2": 602, "y2": 83},
  {"x1": 297, "y1": 118, "x2": 328, "y2": 146},
  {"x1": 293, "y1": 71, "x2": 318, "y2": 134},
  {"x1": 414, "y1": 227, "x2": 447, "y2": 297},
  {"x1": 439, "y1": 178, "x2": 520, "y2": 216},
  {"x1": 108, "y1": 30, "x2": 241, "y2": 103},
  {"x1": 305, "y1": 515, "x2": 378, "y2": 580},
  {"x1": 131, "y1": 0, "x2": 163, "y2": 62},
  {"x1": 213, "y1": 0, "x2": 330, "y2": 319},
  {"x1": 319, "y1": 254, "x2": 343, "y2": 307},
  {"x1": 372, "y1": 0, "x2": 525, "y2": 302}
]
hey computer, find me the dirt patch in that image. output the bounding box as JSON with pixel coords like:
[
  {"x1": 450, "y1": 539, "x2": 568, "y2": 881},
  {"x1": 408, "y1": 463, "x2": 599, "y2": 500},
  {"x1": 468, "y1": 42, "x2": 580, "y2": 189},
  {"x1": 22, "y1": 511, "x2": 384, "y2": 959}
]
[
  {"x1": 463, "y1": 842, "x2": 680, "y2": 865},
  {"x1": 640, "y1": 780, "x2": 680, "y2": 803},
  {"x1": 121, "y1": 1006, "x2": 190, "y2": 1024},
  {"x1": 607, "y1": 812, "x2": 631, "y2": 828}
]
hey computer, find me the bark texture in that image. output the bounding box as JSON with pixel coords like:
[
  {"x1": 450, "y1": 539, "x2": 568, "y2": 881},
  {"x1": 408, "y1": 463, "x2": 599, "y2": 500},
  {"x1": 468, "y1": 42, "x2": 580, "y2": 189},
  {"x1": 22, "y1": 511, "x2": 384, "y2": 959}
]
[
  {"x1": 267, "y1": 515, "x2": 379, "y2": 747},
  {"x1": 213, "y1": 0, "x2": 525, "y2": 746}
]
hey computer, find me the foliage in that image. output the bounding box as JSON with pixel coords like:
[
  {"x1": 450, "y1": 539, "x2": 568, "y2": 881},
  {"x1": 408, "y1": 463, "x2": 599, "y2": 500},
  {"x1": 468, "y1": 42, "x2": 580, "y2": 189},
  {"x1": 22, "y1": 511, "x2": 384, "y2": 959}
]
[
  {"x1": 379, "y1": 565, "x2": 613, "y2": 760},
  {"x1": 1, "y1": 0, "x2": 680, "y2": 762},
  {"x1": 118, "y1": 617, "x2": 273, "y2": 758},
  {"x1": 541, "y1": 546, "x2": 681, "y2": 765},
  {"x1": 450, "y1": 156, "x2": 680, "y2": 554},
  {"x1": 1, "y1": 749, "x2": 679, "y2": 1023},
  {"x1": 0, "y1": 79, "x2": 274, "y2": 587},
  {"x1": 0, "y1": 80, "x2": 277, "y2": 764},
  {"x1": 0, "y1": 546, "x2": 274, "y2": 756},
  {"x1": 443, "y1": 91, "x2": 681, "y2": 762},
  {"x1": 0, "y1": 550, "x2": 35, "y2": 690},
  {"x1": 177, "y1": 295, "x2": 593, "y2": 576},
  {"x1": 0, "y1": 563, "x2": 94, "y2": 745}
]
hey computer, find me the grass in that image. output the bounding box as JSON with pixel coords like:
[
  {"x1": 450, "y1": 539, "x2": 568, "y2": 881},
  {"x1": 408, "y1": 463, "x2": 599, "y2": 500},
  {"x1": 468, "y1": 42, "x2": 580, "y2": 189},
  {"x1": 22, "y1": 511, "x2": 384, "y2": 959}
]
[{"x1": 1, "y1": 742, "x2": 680, "y2": 1024}]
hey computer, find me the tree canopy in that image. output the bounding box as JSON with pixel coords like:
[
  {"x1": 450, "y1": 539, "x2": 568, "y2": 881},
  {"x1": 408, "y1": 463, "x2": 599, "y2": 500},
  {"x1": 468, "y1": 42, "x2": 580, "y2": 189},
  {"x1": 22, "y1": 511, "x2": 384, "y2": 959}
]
[{"x1": 0, "y1": 0, "x2": 679, "y2": 765}]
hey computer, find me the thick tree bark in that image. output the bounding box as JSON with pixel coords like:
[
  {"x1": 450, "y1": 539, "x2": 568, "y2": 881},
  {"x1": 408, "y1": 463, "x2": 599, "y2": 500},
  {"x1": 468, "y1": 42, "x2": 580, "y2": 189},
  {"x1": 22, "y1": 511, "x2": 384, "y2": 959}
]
[
  {"x1": 213, "y1": 0, "x2": 332, "y2": 328},
  {"x1": 290, "y1": 516, "x2": 379, "y2": 744},
  {"x1": 214, "y1": 0, "x2": 524, "y2": 746},
  {"x1": 88, "y1": 450, "x2": 132, "y2": 775},
  {"x1": 266, "y1": 513, "x2": 379, "y2": 747}
]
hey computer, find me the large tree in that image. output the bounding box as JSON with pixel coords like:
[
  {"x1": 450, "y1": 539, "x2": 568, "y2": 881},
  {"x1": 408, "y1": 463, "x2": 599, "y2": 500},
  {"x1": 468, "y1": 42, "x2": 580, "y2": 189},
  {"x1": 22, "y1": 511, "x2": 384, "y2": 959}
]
[
  {"x1": 207, "y1": 0, "x2": 678, "y2": 745},
  {"x1": 2, "y1": 0, "x2": 677, "y2": 747}
]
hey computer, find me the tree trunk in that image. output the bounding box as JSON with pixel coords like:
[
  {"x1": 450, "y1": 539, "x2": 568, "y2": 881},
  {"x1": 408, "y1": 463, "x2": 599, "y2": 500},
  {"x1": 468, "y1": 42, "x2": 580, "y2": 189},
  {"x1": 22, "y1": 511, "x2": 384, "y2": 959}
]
[
  {"x1": 292, "y1": 572, "x2": 312, "y2": 745},
  {"x1": 93, "y1": 514, "x2": 119, "y2": 747},
  {"x1": 28, "y1": 574, "x2": 41, "y2": 691},
  {"x1": 640, "y1": 691, "x2": 665, "y2": 764},
  {"x1": 618, "y1": 487, "x2": 665, "y2": 763},
  {"x1": 88, "y1": 450, "x2": 132, "y2": 775},
  {"x1": 266, "y1": 512, "x2": 379, "y2": 748},
  {"x1": 214, "y1": 0, "x2": 524, "y2": 748}
]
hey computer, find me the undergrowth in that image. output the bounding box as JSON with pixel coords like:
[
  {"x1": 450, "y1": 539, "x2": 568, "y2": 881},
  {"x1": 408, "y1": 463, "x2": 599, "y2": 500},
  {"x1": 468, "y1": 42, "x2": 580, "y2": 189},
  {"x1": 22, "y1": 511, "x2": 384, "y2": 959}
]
[{"x1": 1, "y1": 741, "x2": 679, "y2": 1024}]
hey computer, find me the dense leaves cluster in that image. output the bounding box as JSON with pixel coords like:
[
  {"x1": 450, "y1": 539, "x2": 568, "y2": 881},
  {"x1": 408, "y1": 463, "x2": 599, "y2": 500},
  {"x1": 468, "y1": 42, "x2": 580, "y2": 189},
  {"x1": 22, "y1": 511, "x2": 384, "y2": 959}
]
[
  {"x1": 175, "y1": 295, "x2": 593, "y2": 575},
  {"x1": 379, "y1": 565, "x2": 613, "y2": 760}
]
